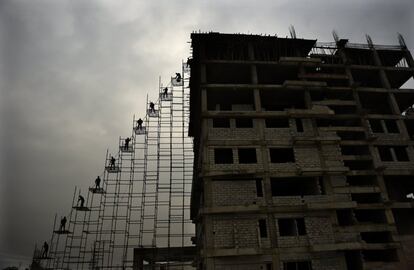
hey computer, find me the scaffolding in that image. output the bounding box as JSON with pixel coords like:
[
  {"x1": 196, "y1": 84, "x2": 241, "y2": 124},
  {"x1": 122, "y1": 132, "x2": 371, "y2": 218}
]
[{"x1": 34, "y1": 62, "x2": 194, "y2": 269}]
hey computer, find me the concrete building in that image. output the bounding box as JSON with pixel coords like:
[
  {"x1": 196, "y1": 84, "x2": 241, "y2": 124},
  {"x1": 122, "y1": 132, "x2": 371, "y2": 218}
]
[{"x1": 188, "y1": 32, "x2": 414, "y2": 270}]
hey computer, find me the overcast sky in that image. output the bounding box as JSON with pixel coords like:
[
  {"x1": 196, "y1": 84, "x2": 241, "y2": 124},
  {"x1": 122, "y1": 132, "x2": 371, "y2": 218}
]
[{"x1": 1, "y1": 0, "x2": 413, "y2": 268}]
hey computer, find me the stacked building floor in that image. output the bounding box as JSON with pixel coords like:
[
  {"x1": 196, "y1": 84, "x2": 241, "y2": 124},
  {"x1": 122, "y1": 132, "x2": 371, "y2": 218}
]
[{"x1": 188, "y1": 32, "x2": 414, "y2": 270}]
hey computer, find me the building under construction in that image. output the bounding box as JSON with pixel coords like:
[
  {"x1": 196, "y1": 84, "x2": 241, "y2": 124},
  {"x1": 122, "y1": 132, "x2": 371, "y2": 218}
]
[
  {"x1": 188, "y1": 32, "x2": 414, "y2": 270},
  {"x1": 31, "y1": 31, "x2": 414, "y2": 270}
]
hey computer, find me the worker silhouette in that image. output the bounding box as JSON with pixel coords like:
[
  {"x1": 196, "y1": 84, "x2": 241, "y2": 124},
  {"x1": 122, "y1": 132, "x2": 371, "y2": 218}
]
[
  {"x1": 41, "y1": 241, "x2": 49, "y2": 258},
  {"x1": 95, "y1": 176, "x2": 101, "y2": 189},
  {"x1": 124, "y1": 137, "x2": 131, "y2": 150},
  {"x1": 163, "y1": 87, "x2": 168, "y2": 98},
  {"x1": 78, "y1": 195, "x2": 85, "y2": 208},
  {"x1": 110, "y1": 156, "x2": 116, "y2": 169},
  {"x1": 175, "y1": 73, "x2": 181, "y2": 82},
  {"x1": 149, "y1": 102, "x2": 155, "y2": 114},
  {"x1": 59, "y1": 216, "x2": 67, "y2": 231},
  {"x1": 137, "y1": 118, "x2": 143, "y2": 130}
]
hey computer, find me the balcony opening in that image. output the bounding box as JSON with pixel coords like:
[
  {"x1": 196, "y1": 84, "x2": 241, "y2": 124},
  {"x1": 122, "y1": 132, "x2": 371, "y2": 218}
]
[
  {"x1": 235, "y1": 118, "x2": 253, "y2": 128},
  {"x1": 394, "y1": 146, "x2": 409, "y2": 161},
  {"x1": 258, "y1": 219, "x2": 268, "y2": 238},
  {"x1": 346, "y1": 175, "x2": 377, "y2": 186},
  {"x1": 337, "y1": 131, "x2": 366, "y2": 140},
  {"x1": 360, "y1": 231, "x2": 392, "y2": 243},
  {"x1": 404, "y1": 119, "x2": 414, "y2": 139},
  {"x1": 384, "y1": 176, "x2": 414, "y2": 202},
  {"x1": 337, "y1": 209, "x2": 355, "y2": 226},
  {"x1": 310, "y1": 89, "x2": 354, "y2": 101},
  {"x1": 212, "y1": 118, "x2": 230, "y2": 128},
  {"x1": 278, "y1": 218, "x2": 306, "y2": 236},
  {"x1": 265, "y1": 118, "x2": 290, "y2": 128},
  {"x1": 394, "y1": 92, "x2": 414, "y2": 113},
  {"x1": 261, "y1": 89, "x2": 306, "y2": 111},
  {"x1": 369, "y1": 119, "x2": 399, "y2": 134},
  {"x1": 351, "y1": 193, "x2": 382, "y2": 204},
  {"x1": 392, "y1": 209, "x2": 414, "y2": 235},
  {"x1": 316, "y1": 118, "x2": 361, "y2": 128},
  {"x1": 351, "y1": 69, "x2": 383, "y2": 88},
  {"x1": 345, "y1": 251, "x2": 363, "y2": 270},
  {"x1": 206, "y1": 63, "x2": 251, "y2": 84},
  {"x1": 214, "y1": 148, "x2": 233, "y2": 164},
  {"x1": 329, "y1": 105, "x2": 357, "y2": 114},
  {"x1": 369, "y1": 119, "x2": 384, "y2": 133},
  {"x1": 354, "y1": 209, "x2": 387, "y2": 224},
  {"x1": 283, "y1": 261, "x2": 312, "y2": 270},
  {"x1": 343, "y1": 160, "x2": 374, "y2": 170},
  {"x1": 207, "y1": 88, "x2": 254, "y2": 111},
  {"x1": 238, "y1": 148, "x2": 257, "y2": 164},
  {"x1": 358, "y1": 92, "x2": 392, "y2": 114},
  {"x1": 378, "y1": 146, "x2": 393, "y2": 161},
  {"x1": 271, "y1": 177, "x2": 320, "y2": 196},
  {"x1": 295, "y1": 119, "x2": 304, "y2": 132},
  {"x1": 269, "y1": 148, "x2": 295, "y2": 163},
  {"x1": 341, "y1": 145, "x2": 370, "y2": 156},
  {"x1": 345, "y1": 49, "x2": 374, "y2": 65},
  {"x1": 257, "y1": 65, "x2": 299, "y2": 84},
  {"x1": 362, "y1": 249, "x2": 398, "y2": 262},
  {"x1": 378, "y1": 146, "x2": 409, "y2": 162},
  {"x1": 384, "y1": 120, "x2": 399, "y2": 133},
  {"x1": 256, "y1": 179, "x2": 263, "y2": 197},
  {"x1": 377, "y1": 50, "x2": 407, "y2": 67}
]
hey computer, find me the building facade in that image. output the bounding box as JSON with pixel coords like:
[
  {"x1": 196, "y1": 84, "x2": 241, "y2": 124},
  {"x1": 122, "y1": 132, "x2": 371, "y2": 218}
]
[{"x1": 189, "y1": 32, "x2": 414, "y2": 270}]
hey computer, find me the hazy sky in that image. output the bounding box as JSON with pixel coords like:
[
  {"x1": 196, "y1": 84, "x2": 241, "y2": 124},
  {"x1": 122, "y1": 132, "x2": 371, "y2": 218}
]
[{"x1": 1, "y1": 0, "x2": 413, "y2": 267}]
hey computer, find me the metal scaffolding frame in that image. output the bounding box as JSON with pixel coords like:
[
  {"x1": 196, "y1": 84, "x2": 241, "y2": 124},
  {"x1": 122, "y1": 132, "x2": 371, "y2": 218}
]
[{"x1": 34, "y1": 63, "x2": 194, "y2": 269}]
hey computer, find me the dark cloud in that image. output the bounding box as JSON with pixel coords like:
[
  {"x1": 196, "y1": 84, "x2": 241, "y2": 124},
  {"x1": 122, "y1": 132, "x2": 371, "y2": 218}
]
[{"x1": 1, "y1": 0, "x2": 413, "y2": 267}]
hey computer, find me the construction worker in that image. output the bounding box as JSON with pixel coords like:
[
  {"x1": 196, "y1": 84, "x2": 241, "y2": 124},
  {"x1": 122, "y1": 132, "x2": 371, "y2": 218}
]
[
  {"x1": 59, "y1": 216, "x2": 67, "y2": 232},
  {"x1": 78, "y1": 195, "x2": 85, "y2": 208},
  {"x1": 175, "y1": 73, "x2": 181, "y2": 82},
  {"x1": 95, "y1": 176, "x2": 101, "y2": 189},
  {"x1": 124, "y1": 137, "x2": 131, "y2": 150},
  {"x1": 149, "y1": 102, "x2": 155, "y2": 114},
  {"x1": 163, "y1": 87, "x2": 168, "y2": 98},
  {"x1": 41, "y1": 241, "x2": 49, "y2": 258},
  {"x1": 110, "y1": 156, "x2": 116, "y2": 169},
  {"x1": 137, "y1": 118, "x2": 143, "y2": 130}
]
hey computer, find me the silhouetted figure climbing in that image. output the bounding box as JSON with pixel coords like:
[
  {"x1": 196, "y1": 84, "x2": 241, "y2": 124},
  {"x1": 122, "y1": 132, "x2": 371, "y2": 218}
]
[
  {"x1": 175, "y1": 73, "x2": 181, "y2": 82},
  {"x1": 124, "y1": 137, "x2": 131, "y2": 150},
  {"x1": 163, "y1": 87, "x2": 168, "y2": 98},
  {"x1": 60, "y1": 216, "x2": 67, "y2": 231},
  {"x1": 95, "y1": 176, "x2": 101, "y2": 189},
  {"x1": 110, "y1": 156, "x2": 116, "y2": 169},
  {"x1": 41, "y1": 241, "x2": 49, "y2": 258},
  {"x1": 149, "y1": 102, "x2": 155, "y2": 114},
  {"x1": 78, "y1": 195, "x2": 85, "y2": 208},
  {"x1": 137, "y1": 118, "x2": 143, "y2": 130}
]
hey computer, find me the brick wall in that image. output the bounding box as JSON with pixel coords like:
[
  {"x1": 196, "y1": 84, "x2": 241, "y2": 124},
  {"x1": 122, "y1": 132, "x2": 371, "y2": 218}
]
[
  {"x1": 211, "y1": 180, "x2": 264, "y2": 206},
  {"x1": 311, "y1": 253, "x2": 347, "y2": 270},
  {"x1": 295, "y1": 146, "x2": 322, "y2": 169},
  {"x1": 212, "y1": 216, "x2": 260, "y2": 248},
  {"x1": 306, "y1": 216, "x2": 335, "y2": 245},
  {"x1": 214, "y1": 257, "x2": 272, "y2": 270},
  {"x1": 321, "y1": 144, "x2": 344, "y2": 168},
  {"x1": 279, "y1": 252, "x2": 347, "y2": 270}
]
